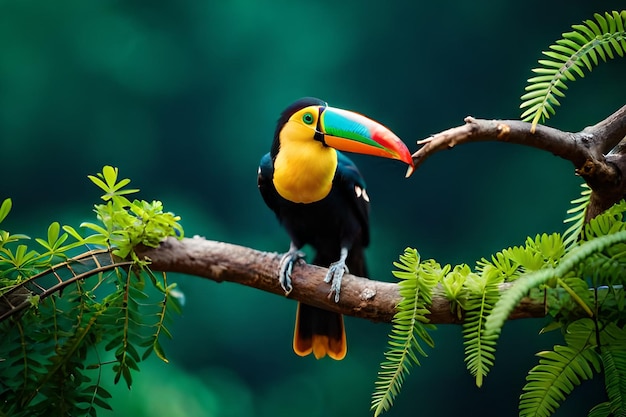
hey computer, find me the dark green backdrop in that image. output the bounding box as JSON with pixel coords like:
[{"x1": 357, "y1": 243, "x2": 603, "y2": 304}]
[{"x1": 1, "y1": 1, "x2": 625, "y2": 416}]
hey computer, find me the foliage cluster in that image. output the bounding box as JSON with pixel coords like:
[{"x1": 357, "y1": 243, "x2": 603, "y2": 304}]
[
  {"x1": 0, "y1": 166, "x2": 184, "y2": 417},
  {"x1": 372, "y1": 185, "x2": 626, "y2": 417},
  {"x1": 373, "y1": 10, "x2": 626, "y2": 416}
]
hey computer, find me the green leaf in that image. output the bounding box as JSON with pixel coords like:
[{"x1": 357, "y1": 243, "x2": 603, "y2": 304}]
[
  {"x1": 47, "y1": 222, "x2": 60, "y2": 246},
  {"x1": 371, "y1": 249, "x2": 439, "y2": 417},
  {"x1": 520, "y1": 321, "x2": 601, "y2": 417},
  {"x1": 563, "y1": 183, "x2": 592, "y2": 249},
  {"x1": 0, "y1": 198, "x2": 12, "y2": 224},
  {"x1": 102, "y1": 165, "x2": 119, "y2": 188},
  {"x1": 80, "y1": 222, "x2": 109, "y2": 237},
  {"x1": 588, "y1": 402, "x2": 611, "y2": 417},
  {"x1": 88, "y1": 166, "x2": 140, "y2": 201},
  {"x1": 601, "y1": 344, "x2": 626, "y2": 416},
  {"x1": 87, "y1": 174, "x2": 109, "y2": 194},
  {"x1": 462, "y1": 269, "x2": 502, "y2": 387},
  {"x1": 62, "y1": 225, "x2": 85, "y2": 241},
  {"x1": 152, "y1": 340, "x2": 169, "y2": 363},
  {"x1": 520, "y1": 12, "x2": 626, "y2": 131}
]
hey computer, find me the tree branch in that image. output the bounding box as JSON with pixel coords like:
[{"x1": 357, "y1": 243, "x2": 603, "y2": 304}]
[
  {"x1": 135, "y1": 236, "x2": 546, "y2": 324},
  {"x1": 134, "y1": 108, "x2": 625, "y2": 324},
  {"x1": 411, "y1": 105, "x2": 626, "y2": 219}
]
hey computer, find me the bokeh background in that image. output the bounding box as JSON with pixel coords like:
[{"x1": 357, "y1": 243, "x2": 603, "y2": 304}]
[{"x1": 2, "y1": 1, "x2": 625, "y2": 416}]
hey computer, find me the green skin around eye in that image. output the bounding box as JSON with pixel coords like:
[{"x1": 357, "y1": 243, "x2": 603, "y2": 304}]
[{"x1": 303, "y1": 113, "x2": 314, "y2": 124}]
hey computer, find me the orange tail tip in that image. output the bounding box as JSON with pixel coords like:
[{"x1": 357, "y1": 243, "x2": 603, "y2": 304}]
[
  {"x1": 294, "y1": 334, "x2": 347, "y2": 360},
  {"x1": 293, "y1": 302, "x2": 347, "y2": 360}
]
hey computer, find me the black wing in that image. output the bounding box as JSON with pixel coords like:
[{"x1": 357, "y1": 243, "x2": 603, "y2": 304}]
[
  {"x1": 335, "y1": 151, "x2": 370, "y2": 247},
  {"x1": 330, "y1": 151, "x2": 370, "y2": 277},
  {"x1": 258, "y1": 152, "x2": 280, "y2": 215}
]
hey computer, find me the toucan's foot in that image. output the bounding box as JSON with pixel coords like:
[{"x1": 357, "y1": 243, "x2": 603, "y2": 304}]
[
  {"x1": 324, "y1": 247, "x2": 349, "y2": 303},
  {"x1": 324, "y1": 261, "x2": 348, "y2": 303},
  {"x1": 279, "y1": 244, "x2": 305, "y2": 295}
]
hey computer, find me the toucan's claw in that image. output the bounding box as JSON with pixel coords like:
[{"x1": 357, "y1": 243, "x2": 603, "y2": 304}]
[
  {"x1": 279, "y1": 244, "x2": 305, "y2": 295},
  {"x1": 324, "y1": 247, "x2": 349, "y2": 303},
  {"x1": 324, "y1": 262, "x2": 348, "y2": 303}
]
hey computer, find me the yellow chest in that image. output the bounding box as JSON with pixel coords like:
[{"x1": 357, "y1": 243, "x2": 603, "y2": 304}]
[{"x1": 273, "y1": 142, "x2": 337, "y2": 204}]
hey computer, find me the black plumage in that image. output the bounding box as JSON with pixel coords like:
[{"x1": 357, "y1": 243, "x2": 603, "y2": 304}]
[{"x1": 258, "y1": 150, "x2": 369, "y2": 275}]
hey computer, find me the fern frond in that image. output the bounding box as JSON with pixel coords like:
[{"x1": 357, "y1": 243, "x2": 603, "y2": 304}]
[
  {"x1": 588, "y1": 402, "x2": 612, "y2": 417},
  {"x1": 527, "y1": 233, "x2": 566, "y2": 267},
  {"x1": 485, "y1": 229, "x2": 626, "y2": 338},
  {"x1": 440, "y1": 264, "x2": 464, "y2": 319},
  {"x1": 495, "y1": 233, "x2": 565, "y2": 276},
  {"x1": 520, "y1": 11, "x2": 626, "y2": 131},
  {"x1": 371, "y1": 249, "x2": 439, "y2": 417},
  {"x1": 595, "y1": 323, "x2": 626, "y2": 416},
  {"x1": 103, "y1": 269, "x2": 144, "y2": 389},
  {"x1": 476, "y1": 250, "x2": 521, "y2": 281},
  {"x1": 576, "y1": 201, "x2": 626, "y2": 288},
  {"x1": 563, "y1": 183, "x2": 592, "y2": 249},
  {"x1": 462, "y1": 268, "x2": 502, "y2": 387},
  {"x1": 33, "y1": 314, "x2": 101, "y2": 416},
  {"x1": 602, "y1": 345, "x2": 626, "y2": 416},
  {"x1": 0, "y1": 319, "x2": 47, "y2": 411},
  {"x1": 520, "y1": 340, "x2": 601, "y2": 417},
  {"x1": 582, "y1": 200, "x2": 626, "y2": 241},
  {"x1": 139, "y1": 271, "x2": 182, "y2": 363},
  {"x1": 520, "y1": 319, "x2": 601, "y2": 417}
]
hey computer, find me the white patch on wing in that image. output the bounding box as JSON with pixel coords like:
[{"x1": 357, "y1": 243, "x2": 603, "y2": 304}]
[
  {"x1": 354, "y1": 185, "x2": 370, "y2": 202},
  {"x1": 362, "y1": 188, "x2": 370, "y2": 202}
]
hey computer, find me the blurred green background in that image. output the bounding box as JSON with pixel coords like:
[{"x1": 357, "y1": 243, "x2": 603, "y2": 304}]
[{"x1": 1, "y1": 1, "x2": 625, "y2": 416}]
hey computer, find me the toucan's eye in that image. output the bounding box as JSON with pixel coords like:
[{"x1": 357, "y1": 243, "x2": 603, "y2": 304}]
[{"x1": 302, "y1": 112, "x2": 314, "y2": 125}]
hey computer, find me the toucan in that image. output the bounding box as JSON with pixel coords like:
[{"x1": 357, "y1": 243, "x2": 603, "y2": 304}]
[{"x1": 258, "y1": 97, "x2": 414, "y2": 360}]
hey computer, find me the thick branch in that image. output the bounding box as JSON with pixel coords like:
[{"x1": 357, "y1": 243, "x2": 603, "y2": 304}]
[
  {"x1": 584, "y1": 104, "x2": 626, "y2": 154},
  {"x1": 136, "y1": 236, "x2": 546, "y2": 324},
  {"x1": 413, "y1": 117, "x2": 615, "y2": 179},
  {"x1": 412, "y1": 105, "x2": 626, "y2": 219}
]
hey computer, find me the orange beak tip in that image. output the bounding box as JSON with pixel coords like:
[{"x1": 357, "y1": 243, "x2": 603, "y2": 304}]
[{"x1": 405, "y1": 164, "x2": 415, "y2": 178}]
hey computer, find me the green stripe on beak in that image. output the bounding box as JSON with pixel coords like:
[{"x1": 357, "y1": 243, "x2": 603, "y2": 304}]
[{"x1": 320, "y1": 106, "x2": 415, "y2": 172}]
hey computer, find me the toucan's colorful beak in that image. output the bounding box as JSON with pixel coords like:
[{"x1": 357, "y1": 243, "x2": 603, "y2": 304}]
[{"x1": 319, "y1": 106, "x2": 415, "y2": 177}]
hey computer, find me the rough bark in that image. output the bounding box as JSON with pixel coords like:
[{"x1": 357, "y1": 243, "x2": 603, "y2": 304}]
[
  {"x1": 136, "y1": 236, "x2": 546, "y2": 324},
  {"x1": 411, "y1": 105, "x2": 626, "y2": 220}
]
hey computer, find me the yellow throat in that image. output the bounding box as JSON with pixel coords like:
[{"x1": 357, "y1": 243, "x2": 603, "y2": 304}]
[{"x1": 273, "y1": 121, "x2": 337, "y2": 204}]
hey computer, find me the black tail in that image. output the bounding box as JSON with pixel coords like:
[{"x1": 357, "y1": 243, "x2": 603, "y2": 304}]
[
  {"x1": 292, "y1": 244, "x2": 366, "y2": 360},
  {"x1": 293, "y1": 303, "x2": 346, "y2": 360}
]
